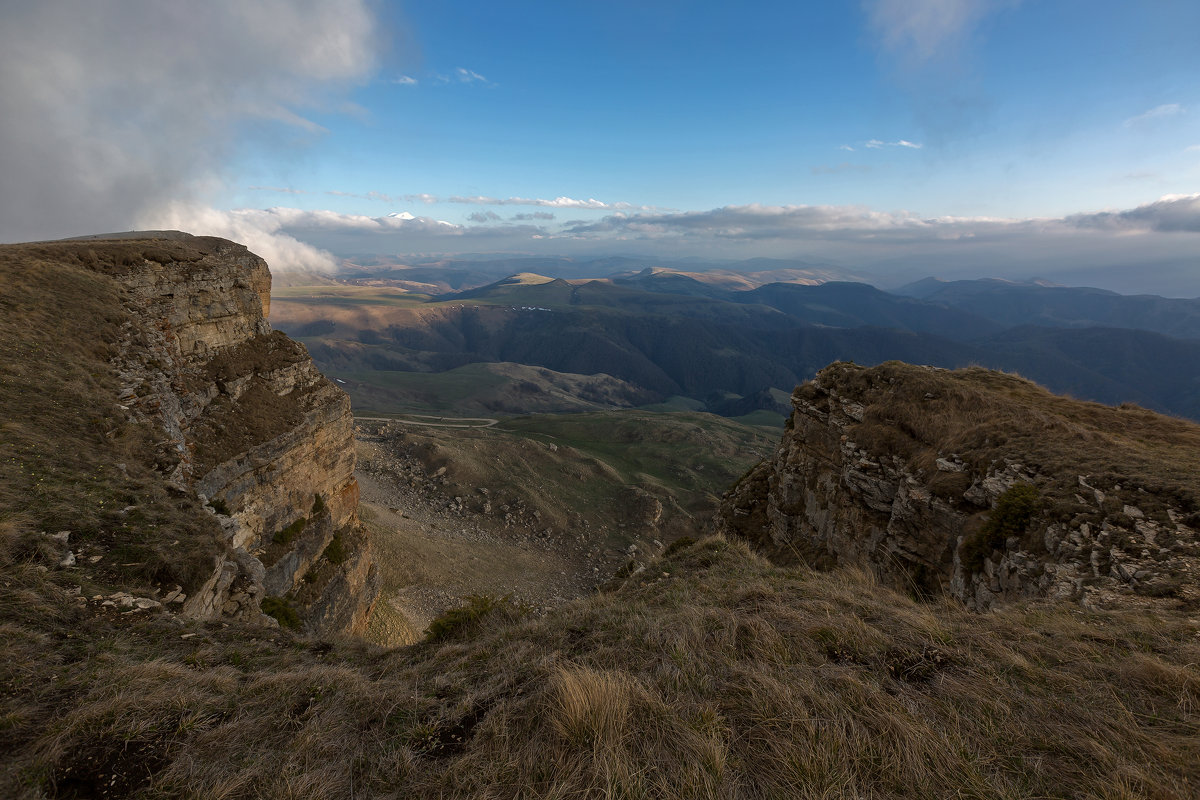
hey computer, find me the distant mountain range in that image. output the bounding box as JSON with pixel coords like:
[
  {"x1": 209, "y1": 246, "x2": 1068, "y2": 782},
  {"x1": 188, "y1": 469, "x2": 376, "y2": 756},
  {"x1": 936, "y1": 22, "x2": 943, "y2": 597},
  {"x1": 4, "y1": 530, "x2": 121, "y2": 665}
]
[
  {"x1": 271, "y1": 269, "x2": 1200, "y2": 421},
  {"x1": 898, "y1": 277, "x2": 1200, "y2": 340},
  {"x1": 290, "y1": 255, "x2": 867, "y2": 294}
]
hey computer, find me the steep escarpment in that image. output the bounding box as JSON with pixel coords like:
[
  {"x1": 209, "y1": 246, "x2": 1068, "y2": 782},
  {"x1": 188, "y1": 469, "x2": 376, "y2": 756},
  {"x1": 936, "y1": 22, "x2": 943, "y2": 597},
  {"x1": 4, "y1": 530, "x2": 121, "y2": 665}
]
[
  {"x1": 718, "y1": 361, "x2": 1200, "y2": 610},
  {"x1": 0, "y1": 233, "x2": 376, "y2": 634}
]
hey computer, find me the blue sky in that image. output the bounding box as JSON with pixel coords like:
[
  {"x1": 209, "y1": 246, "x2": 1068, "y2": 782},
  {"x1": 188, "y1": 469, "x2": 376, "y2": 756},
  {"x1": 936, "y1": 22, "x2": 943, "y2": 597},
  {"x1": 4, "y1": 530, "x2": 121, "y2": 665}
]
[
  {"x1": 229, "y1": 1, "x2": 1200, "y2": 221},
  {"x1": 3, "y1": 1, "x2": 1199, "y2": 292}
]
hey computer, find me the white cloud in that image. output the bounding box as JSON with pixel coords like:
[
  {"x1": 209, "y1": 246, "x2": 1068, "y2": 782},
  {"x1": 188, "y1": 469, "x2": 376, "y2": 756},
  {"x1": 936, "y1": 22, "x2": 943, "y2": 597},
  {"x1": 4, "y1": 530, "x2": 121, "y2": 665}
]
[
  {"x1": 863, "y1": 138, "x2": 922, "y2": 149},
  {"x1": 538, "y1": 196, "x2": 1200, "y2": 293},
  {"x1": 166, "y1": 197, "x2": 1200, "y2": 295},
  {"x1": 864, "y1": 0, "x2": 999, "y2": 63},
  {"x1": 249, "y1": 186, "x2": 310, "y2": 195},
  {"x1": 561, "y1": 195, "x2": 1200, "y2": 245},
  {"x1": 393, "y1": 75, "x2": 418, "y2": 85},
  {"x1": 0, "y1": 0, "x2": 383, "y2": 243},
  {"x1": 839, "y1": 144, "x2": 856, "y2": 151},
  {"x1": 444, "y1": 195, "x2": 638, "y2": 210},
  {"x1": 141, "y1": 203, "x2": 342, "y2": 273},
  {"x1": 1124, "y1": 103, "x2": 1184, "y2": 127},
  {"x1": 1067, "y1": 193, "x2": 1200, "y2": 233},
  {"x1": 456, "y1": 67, "x2": 488, "y2": 83},
  {"x1": 1186, "y1": 144, "x2": 1200, "y2": 153}
]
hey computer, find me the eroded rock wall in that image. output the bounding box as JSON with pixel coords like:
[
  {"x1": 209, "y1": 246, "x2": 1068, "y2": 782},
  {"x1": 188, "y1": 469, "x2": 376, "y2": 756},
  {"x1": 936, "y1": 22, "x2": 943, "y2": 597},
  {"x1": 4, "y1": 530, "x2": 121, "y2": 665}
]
[
  {"x1": 102, "y1": 233, "x2": 376, "y2": 634},
  {"x1": 717, "y1": 362, "x2": 1200, "y2": 611}
]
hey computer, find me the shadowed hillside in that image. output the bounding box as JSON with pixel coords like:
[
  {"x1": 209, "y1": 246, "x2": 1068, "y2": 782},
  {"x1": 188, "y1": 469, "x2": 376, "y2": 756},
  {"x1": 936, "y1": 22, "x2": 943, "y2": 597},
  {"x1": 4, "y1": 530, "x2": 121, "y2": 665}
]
[{"x1": 272, "y1": 277, "x2": 1200, "y2": 422}]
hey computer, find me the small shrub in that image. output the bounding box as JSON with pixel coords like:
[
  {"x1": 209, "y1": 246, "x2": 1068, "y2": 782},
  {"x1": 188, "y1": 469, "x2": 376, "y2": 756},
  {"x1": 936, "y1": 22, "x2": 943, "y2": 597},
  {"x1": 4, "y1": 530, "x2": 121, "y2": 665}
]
[
  {"x1": 311, "y1": 493, "x2": 325, "y2": 515},
  {"x1": 928, "y1": 470, "x2": 972, "y2": 501},
  {"x1": 425, "y1": 594, "x2": 527, "y2": 643},
  {"x1": 960, "y1": 483, "x2": 1042, "y2": 573},
  {"x1": 261, "y1": 596, "x2": 300, "y2": 629},
  {"x1": 272, "y1": 517, "x2": 307, "y2": 546},
  {"x1": 322, "y1": 532, "x2": 347, "y2": 565},
  {"x1": 207, "y1": 498, "x2": 230, "y2": 516},
  {"x1": 663, "y1": 536, "x2": 697, "y2": 557}
]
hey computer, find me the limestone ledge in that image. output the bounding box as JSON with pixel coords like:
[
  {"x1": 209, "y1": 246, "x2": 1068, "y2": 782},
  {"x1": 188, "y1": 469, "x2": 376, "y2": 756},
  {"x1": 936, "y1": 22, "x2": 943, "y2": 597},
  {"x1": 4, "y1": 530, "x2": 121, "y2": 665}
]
[
  {"x1": 197, "y1": 379, "x2": 358, "y2": 548},
  {"x1": 115, "y1": 238, "x2": 271, "y2": 359},
  {"x1": 105, "y1": 234, "x2": 376, "y2": 635},
  {"x1": 717, "y1": 370, "x2": 1199, "y2": 611}
]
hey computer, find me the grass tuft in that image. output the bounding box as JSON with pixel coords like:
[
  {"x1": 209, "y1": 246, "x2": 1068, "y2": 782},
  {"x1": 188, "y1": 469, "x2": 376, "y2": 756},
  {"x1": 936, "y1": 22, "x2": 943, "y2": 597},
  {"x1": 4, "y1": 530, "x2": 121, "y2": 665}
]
[{"x1": 548, "y1": 665, "x2": 638, "y2": 748}]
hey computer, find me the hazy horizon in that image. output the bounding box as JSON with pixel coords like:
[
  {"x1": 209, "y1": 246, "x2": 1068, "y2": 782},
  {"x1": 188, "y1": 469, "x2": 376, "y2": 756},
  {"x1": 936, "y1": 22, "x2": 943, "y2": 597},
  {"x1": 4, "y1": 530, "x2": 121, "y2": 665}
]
[{"x1": 2, "y1": 1, "x2": 1198, "y2": 295}]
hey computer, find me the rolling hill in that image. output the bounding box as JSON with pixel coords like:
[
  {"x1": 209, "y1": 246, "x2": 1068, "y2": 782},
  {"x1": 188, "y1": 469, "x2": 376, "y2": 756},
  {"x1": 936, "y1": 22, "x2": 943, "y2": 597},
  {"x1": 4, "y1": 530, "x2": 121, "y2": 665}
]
[{"x1": 272, "y1": 273, "x2": 1200, "y2": 421}]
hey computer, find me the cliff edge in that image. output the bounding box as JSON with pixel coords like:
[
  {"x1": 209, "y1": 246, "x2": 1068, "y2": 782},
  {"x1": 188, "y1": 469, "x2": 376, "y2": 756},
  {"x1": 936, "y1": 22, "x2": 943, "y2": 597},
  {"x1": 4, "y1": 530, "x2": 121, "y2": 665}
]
[
  {"x1": 718, "y1": 361, "x2": 1200, "y2": 610},
  {"x1": 0, "y1": 233, "x2": 377, "y2": 635}
]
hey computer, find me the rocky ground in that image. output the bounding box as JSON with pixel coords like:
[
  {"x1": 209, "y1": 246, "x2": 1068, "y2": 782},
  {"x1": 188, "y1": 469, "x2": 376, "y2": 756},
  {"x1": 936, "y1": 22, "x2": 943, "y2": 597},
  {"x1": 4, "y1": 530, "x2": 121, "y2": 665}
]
[{"x1": 354, "y1": 421, "x2": 666, "y2": 645}]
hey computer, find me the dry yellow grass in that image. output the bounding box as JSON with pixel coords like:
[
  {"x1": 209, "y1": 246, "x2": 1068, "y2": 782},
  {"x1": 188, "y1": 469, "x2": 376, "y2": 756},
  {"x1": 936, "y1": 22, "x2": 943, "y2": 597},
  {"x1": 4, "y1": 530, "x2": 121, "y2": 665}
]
[
  {"x1": 2, "y1": 535, "x2": 1197, "y2": 798},
  {"x1": 0, "y1": 242, "x2": 223, "y2": 593},
  {"x1": 549, "y1": 664, "x2": 638, "y2": 748}
]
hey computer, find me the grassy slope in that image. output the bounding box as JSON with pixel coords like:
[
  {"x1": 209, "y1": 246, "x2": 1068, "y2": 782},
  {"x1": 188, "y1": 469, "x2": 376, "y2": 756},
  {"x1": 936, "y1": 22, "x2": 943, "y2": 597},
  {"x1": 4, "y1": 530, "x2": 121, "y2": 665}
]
[
  {"x1": 369, "y1": 410, "x2": 777, "y2": 542},
  {"x1": 497, "y1": 411, "x2": 777, "y2": 507},
  {"x1": 0, "y1": 243, "x2": 222, "y2": 594},
  {"x1": 816, "y1": 361, "x2": 1200, "y2": 518},
  {"x1": 2, "y1": 537, "x2": 1197, "y2": 798}
]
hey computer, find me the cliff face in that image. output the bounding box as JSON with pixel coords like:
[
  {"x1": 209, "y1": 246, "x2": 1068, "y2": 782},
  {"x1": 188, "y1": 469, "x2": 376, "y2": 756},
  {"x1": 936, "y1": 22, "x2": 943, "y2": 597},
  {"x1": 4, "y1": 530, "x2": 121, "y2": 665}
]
[
  {"x1": 718, "y1": 361, "x2": 1200, "y2": 611},
  {"x1": 94, "y1": 232, "x2": 377, "y2": 634}
]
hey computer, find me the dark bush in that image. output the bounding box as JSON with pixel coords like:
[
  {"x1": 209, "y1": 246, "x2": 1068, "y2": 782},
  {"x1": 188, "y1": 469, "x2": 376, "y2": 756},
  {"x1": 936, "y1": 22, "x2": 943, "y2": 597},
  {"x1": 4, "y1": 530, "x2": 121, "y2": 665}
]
[
  {"x1": 273, "y1": 517, "x2": 307, "y2": 546},
  {"x1": 322, "y1": 532, "x2": 347, "y2": 565},
  {"x1": 960, "y1": 483, "x2": 1041, "y2": 573},
  {"x1": 424, "y1": 594, "x2": 528, "y2": 643},
  {"x1": 663, "y1": 536, "x2": 697, "y2": 557},
  {"x1": 261, "y1": 596, "x2": 300, "y2": 629}
]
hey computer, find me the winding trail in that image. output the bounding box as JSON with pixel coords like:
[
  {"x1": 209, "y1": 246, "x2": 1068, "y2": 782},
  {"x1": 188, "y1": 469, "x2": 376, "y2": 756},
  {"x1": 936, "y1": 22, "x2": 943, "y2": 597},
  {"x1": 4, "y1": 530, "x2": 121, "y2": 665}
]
[{"x1": 355, "y1": 414, "x2": 499, "y2": 429}]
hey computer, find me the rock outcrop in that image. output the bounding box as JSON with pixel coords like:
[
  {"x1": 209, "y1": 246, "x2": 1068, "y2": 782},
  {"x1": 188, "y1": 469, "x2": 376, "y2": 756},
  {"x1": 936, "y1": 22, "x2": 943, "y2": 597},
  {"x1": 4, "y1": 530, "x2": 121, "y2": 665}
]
[
  {"x1": 86, "y1": 232, "x2": 377, "y2": 634},
  {"x1": 718, "y1": 361, "x2": 1200, "y2": 611}
]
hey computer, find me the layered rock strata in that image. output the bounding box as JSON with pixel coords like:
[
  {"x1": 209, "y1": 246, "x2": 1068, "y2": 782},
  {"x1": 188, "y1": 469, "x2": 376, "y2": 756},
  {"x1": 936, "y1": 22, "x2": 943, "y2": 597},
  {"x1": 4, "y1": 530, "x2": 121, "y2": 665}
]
[
  {"x1": 97, "y1": 232, "x2": 376, "y2": 634},
  {"x1": 718, "y1": 361, "x2": 1199, "y2": 611}
]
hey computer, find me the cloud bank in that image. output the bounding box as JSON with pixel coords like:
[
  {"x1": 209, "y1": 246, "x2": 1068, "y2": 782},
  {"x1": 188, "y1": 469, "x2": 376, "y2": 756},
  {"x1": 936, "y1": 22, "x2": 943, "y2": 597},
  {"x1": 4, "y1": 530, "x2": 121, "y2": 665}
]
[
  {"x1": 0, "y1": 0, "x2": 382, "y2": 244},
  {"x1": 238, "y1": 195, "x2": 1200, "y2": 295}
]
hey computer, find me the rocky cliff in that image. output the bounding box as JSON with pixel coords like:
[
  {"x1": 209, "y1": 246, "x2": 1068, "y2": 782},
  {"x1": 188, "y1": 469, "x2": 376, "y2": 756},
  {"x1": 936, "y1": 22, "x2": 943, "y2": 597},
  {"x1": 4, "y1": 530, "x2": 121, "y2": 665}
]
[
  {"x1": 718, "y1": 361, "x2": 1200, "y2": 610},
  {"x1": 67, "y1": 232, "x2": 377, "y2": 634}
]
